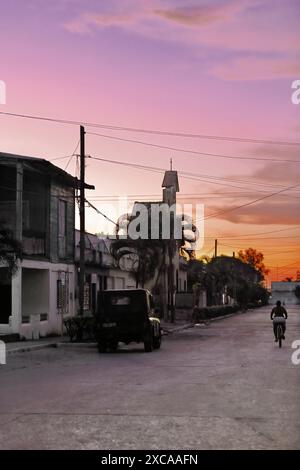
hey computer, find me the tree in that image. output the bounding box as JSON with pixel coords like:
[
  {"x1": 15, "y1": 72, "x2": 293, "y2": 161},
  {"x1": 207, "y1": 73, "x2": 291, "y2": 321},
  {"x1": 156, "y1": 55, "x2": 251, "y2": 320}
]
[
  {"x1": 111, "y1": 209, "x2": 195, "y2": 289},
  {"x1": 0, "y1": 224, "x2": 22, "y2": 276},
  {"x1": 238, "y1": 248, "x2": 269, "y2": 277},
  {"x1": 187, "y1": 254, "x2": 268, "y2": 307},
  {"x1": 110, "y1": 237, "x2": 165, "y2": 288}
]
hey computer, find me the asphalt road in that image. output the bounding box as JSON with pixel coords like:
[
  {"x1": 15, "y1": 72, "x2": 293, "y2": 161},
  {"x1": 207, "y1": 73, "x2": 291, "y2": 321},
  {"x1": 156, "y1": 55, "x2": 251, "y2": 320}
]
[{"x1": 0, "y1": 305, "x2": 299, "y2": 450}]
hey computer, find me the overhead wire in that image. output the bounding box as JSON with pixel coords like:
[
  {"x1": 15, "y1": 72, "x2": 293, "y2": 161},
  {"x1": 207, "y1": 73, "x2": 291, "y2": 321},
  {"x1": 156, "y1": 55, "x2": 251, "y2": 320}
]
[{"x1": 1, "y1": 110, "x2": 300, "y2": 147}]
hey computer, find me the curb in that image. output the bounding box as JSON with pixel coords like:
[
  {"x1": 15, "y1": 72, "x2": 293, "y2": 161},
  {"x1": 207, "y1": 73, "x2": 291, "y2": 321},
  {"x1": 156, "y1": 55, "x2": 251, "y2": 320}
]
[
  {"x1": 56, "y1": 342, "x2": 97, "y2": 347},
  {"x1": 161, "y1": 323, "x2": 193, "y2": 334},
  {"x1": 6, "y1": 310, "x2": 254, "y2": 353},
  {"x1": 209, "y1": 309, "x2": 254, "y2": 322},
  {"x1": 162, "y1": 309, "x2": 252, "y2": 333},
  {"x1": 7, "y1": 341, "x2": 59, "y2": 355}
]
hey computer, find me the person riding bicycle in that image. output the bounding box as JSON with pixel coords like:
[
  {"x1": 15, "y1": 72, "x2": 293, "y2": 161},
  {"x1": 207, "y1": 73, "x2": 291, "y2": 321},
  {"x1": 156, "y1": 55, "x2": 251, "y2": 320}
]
[{"x1": 270, "y1": 300, "x2": 288, "y2": 342}]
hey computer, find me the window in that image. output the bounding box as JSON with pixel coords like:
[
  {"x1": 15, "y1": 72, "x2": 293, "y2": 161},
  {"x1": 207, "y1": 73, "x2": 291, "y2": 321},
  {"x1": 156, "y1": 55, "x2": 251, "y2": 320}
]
[
  {"x1": 58, "y1": 200, "x2": 67, "y2": 258},
  {"x1": 57, "y1": 279, "x2": 64, "y2": 308},
  {"x1": 57, "y1": 275, "x2": 69, "y2": 312},
  {"x1": 84, "y1": 282, "x2": 90, "y2": 311}
]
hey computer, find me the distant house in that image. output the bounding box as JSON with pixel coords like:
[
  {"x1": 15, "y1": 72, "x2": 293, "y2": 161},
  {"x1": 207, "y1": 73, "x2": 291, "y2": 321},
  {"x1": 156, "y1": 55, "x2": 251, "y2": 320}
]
[
  {"x1": 74, "y1": 230, "x2": 135, "y2": 315},
  {"x1": 271, "y1": 281, "x2": 300, "y2": 305},
  {"x1": 0, "y1": 152, "x2": 92, "y2": 339}
]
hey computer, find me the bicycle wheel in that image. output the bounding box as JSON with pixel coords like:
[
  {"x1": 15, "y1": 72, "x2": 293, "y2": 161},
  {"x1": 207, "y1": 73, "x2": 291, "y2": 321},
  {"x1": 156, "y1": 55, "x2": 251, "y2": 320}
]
[{"x1": 278, "y1": 325, "x2": 282, "y2": 348}]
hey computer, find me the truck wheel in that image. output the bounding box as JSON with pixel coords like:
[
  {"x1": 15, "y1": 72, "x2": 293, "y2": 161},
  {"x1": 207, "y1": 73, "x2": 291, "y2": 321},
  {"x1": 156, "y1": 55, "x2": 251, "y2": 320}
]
[
  {"x1": 144, "y1": 329, "x2": 153, "y2": 352},
  {"x1": 97, "y1": 340, "x2": 107, "y2": 353},
  {"x1": 153, "y1": 331, "x2": 161, "y2": 349},
  {"x1": 108, "y1": 340, "x2": 118, "y2": 352}
]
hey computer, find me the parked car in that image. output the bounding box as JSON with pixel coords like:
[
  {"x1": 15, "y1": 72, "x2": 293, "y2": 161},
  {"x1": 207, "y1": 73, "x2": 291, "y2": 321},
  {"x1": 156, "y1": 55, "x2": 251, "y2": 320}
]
[{"x1": 95, "y1": 289, "x2": 161, "y2": 353}]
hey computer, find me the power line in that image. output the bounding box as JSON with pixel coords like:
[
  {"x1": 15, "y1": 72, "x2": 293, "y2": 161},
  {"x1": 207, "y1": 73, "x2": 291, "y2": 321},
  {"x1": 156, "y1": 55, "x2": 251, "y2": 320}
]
[
  {"x1": 49, "y1": 155, "x2": 74, "y2": 162},
  {"x1": 195, "y1": 181, "x2": 300, "y2": 223},
  {"x1": 64, "y1": 139, "x2": 80, "y2": 171},
  {"x1": 87, "y1": 131, "x2": 300, "y2": 164},
  {"x1": 206, "y1": 226, "x2": 300, "y2": 239},
  {"x1": 88, "y1": 191, "x2": 300, "y2": 201},
  {"x1": 214, "y1": 236, "x2": 300, "y2": 241},
  {"x1": 85, "y1": 198, "x2": 118, "y2": 226},
  {"x1": 87, "y1": 155, "x2": 300, "y2": 195},
  {"x1": 1, "y1": 110, "x2": 300, "y2": 147},
  {"x1": 218, "y1": 244, "x2": 299, "y2": 256},
  {"x1": 86, "y1": 154, "x2": 300, "y2": 224},
  {"x1": 87, "y1": 192, "x2": 278, "y2": 199},
  {"x1": 268, "y1": 260, "x2": 300, "y2": 270}
]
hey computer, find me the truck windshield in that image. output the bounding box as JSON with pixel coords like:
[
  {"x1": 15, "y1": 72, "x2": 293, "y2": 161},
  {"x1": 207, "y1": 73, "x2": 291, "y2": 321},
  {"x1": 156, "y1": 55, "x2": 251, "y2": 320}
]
[{"x1": 100, "y1": 291, "x2": 147, "y2": 314}]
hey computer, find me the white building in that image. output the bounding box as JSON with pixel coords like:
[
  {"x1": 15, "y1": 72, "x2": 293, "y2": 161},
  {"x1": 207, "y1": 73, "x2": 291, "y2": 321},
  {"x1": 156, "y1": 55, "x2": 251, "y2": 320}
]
[
  {"x1": 0, "y1": 152, "x2": 93, "y2": 340},
  {"x1": 74, "y1": 230, "x2": 136, "y2": 315},
  {"x1": 271, "y1": 281, "x2": 300, "y2": 305}
]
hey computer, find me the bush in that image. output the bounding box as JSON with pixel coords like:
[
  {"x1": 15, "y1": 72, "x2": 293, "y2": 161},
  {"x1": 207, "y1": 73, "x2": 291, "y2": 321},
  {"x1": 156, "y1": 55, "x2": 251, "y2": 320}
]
[
  {"x1": 63, "y1": 316, "x2": 96, "y2": 342},
  {"x1": 196, "y1": 305, "x2": 240, "y2": 320}
]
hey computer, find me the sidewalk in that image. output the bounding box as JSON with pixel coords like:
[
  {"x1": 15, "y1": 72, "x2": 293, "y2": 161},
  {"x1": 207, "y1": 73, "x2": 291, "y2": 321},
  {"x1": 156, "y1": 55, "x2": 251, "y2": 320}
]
[
  {"x1": 5, "y1": 309, "x2": 250, "y2": 354},
  {"x1": 160, "y1": 319, "x2": 193, "y2": 335},
  {"x1": 5, "y1": 321, "x2": 192, "y2": 354},
  {"x1": 6, "y1": 336, "x2": 68, "y2": 355}
]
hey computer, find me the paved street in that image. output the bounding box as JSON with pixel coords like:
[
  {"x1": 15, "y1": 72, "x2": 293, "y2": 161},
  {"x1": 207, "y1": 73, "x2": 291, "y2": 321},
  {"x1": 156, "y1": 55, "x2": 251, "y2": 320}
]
[{"x1": 0, "y1": 306, "x2": 299, "y2": 450}]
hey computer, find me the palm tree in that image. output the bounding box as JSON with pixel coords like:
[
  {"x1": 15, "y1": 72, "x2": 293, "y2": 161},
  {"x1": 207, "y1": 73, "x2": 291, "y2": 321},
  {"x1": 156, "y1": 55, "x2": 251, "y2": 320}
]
[
  {"x1": 0, "y1": 223, "x2": 22, "y2": 276},
  {"x1": 111, "y1": 210, "x2": 196, "y2": 289},
  {"x1": 110, "y1": 237, "x2": 165, "y2": 288}
]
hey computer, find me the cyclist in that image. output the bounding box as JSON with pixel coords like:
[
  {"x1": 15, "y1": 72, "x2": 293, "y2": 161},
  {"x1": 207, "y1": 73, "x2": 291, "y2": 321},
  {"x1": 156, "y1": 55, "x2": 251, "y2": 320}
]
[{"x1": 270, "y1": 300, "x2": 288, "y2": 342}]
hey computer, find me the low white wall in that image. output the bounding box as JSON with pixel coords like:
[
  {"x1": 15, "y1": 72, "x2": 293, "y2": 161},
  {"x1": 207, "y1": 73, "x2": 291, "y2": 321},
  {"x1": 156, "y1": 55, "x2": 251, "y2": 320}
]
[{"x1": 19, "y1": 260, "x2": 75, "y2": 339}]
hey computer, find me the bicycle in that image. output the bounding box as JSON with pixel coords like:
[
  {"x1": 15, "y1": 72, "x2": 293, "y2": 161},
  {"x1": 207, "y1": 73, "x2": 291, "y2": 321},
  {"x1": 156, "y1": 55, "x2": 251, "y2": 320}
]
[{"x1": 273, "y1": 317, "x2": 286, "y2": 348}]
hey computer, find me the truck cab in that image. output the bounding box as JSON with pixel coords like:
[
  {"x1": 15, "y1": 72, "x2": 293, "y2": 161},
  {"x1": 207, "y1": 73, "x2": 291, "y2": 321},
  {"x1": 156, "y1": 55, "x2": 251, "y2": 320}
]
[{"x1": 95, "y1": 289, "x2": 161, "y2": 353}]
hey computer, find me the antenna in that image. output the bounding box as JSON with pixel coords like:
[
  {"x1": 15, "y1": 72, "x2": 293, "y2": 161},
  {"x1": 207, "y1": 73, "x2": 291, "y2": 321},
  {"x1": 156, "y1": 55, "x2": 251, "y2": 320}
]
[{"x1": 170, "y1": 157, "x2": 173, "y2": 171}]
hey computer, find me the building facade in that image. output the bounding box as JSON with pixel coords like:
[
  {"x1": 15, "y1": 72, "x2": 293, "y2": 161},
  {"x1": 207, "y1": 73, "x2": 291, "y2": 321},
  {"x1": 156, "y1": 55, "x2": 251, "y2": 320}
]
[
  {"x1": 74, "y1": 230, "x2": 136, "y2": 316},
  {"x1": 271, "y1": 281, "x2": 300, "y2": 305},
  {"x1": 0, "y1": 152, "x2": 83, "y2": 339}
]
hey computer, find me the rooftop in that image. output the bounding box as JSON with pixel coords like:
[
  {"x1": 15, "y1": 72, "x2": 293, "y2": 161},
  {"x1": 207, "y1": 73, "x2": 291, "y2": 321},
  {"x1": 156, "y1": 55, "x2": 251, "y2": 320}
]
[{"x1": 0, "y1": 151, "x2": 94, "y2": 190}]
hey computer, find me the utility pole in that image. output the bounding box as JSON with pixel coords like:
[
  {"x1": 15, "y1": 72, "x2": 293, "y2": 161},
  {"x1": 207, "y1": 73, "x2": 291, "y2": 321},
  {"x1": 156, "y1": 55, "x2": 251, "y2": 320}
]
[
  {"x1": 79, "y1": 125, "x2": 85, "y2": 316},
  {"x1": 169, "y1": 211, "x2": 175, "y2": 323},
  {"x1": 232, "y1": 251, "x2": 237, "y2": 304},
  {"x1": 162, "y1": 167, "x2": 178, "y2": 322},
  {"x1": 214, "y1": 239, "x2": 218, "y2": 258}
]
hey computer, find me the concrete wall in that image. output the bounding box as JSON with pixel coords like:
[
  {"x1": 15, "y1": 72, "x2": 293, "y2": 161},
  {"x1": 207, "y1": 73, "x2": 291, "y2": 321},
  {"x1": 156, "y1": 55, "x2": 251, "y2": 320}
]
[
  {"x1": 22, "y1": 269, "x2": 49, "y2": 317},
  {"x1": 175, "y1": 290, "x2": 207, "y2": 309},
  {"x1": 106, "y1": 271, "x2": 135, "y2": 290},
  {"x1": 175, "y1": 292, "x2": 194, "y2": 308},
  {"x1": 0, "y1": 259, "x2": 76, "y2": 339}
]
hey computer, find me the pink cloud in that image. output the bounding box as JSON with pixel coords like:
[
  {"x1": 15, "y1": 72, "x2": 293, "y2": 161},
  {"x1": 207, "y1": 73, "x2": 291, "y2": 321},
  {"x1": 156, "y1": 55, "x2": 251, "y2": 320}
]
[
  {"x1": 63, "y1": 0, "x2": 299, "y2": 55},
  {"x1": 211, "y1": 57, "x2": 300, "y2": 80},
  {"x1": 250, "y1": 152, "x2": 300, "y2": 185},
  {"x1": 64, "y1": 11, "x2": 137, "y2": 33}
]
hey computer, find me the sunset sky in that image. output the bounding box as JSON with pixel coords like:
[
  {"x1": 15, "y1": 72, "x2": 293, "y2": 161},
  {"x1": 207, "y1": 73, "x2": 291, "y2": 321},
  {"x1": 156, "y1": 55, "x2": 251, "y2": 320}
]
[{"x1": 0, "y1": 0, "x2": 300, "y2": 284}]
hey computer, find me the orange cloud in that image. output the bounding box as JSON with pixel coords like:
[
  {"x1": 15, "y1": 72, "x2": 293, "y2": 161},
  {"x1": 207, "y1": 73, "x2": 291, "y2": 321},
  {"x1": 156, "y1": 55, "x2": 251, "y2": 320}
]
[
  {"x1": 207, "y1": 198, "x2": 300, "y2": 225},
  {"x1": 154, "y1": 0, "x2": 254, "y2": 27}
]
